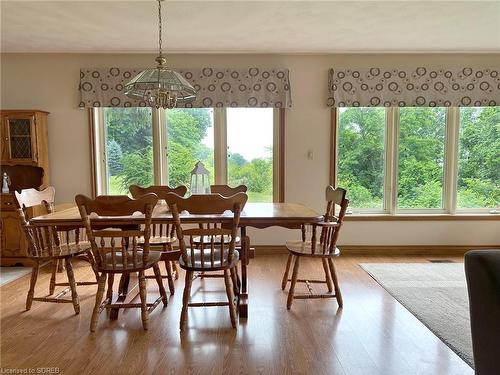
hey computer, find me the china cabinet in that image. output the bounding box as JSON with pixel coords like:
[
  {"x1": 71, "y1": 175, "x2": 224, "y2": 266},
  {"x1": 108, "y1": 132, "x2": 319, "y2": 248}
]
[{"x1": 0, "y1": 110, "x2": 50, "y2": 265}]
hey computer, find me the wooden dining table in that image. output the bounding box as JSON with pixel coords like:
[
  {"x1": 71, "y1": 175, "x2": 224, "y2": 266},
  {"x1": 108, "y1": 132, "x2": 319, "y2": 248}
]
[{"x1": 30, "y1": 202, "x2": 321, "y2": 318}]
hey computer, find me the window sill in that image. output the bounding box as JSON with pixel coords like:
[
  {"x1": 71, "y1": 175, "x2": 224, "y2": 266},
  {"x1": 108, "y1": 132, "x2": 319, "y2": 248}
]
[{"x1": 344, "y1": 213, "x2": 500, "y2": 221}]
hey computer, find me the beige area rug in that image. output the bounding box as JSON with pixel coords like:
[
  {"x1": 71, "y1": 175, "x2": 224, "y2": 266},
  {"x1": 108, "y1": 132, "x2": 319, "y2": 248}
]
[
  {"x1": 0, "y1": 266, "x2": 32, "y2": 287},
  {"x1": 360, "y1": 263, "x2": 473, "y2": 368}
]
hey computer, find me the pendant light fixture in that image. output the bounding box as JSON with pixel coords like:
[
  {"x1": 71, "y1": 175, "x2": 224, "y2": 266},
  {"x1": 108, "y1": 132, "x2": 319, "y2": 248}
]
[{"x1": 124, "y1": 0, "x2": 196, "y2": 109}]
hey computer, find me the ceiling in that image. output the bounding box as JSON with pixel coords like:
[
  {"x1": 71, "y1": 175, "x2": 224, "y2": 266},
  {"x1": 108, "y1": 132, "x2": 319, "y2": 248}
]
[{"x1": 1, "y1": 1, "x2": 500, "y2": 53}]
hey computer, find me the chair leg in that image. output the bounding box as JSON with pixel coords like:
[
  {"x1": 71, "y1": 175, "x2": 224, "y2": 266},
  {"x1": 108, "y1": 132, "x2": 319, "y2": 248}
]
[
  {"x1": 328, "y1": 258, "x2": 343, "y2": 308},
  {"x1": 87, "y1": 250, "x2": 99, "y2": 282},
  {"x1": 287, "y1": 256, "x2": 300, "y2": 310},
  {"x1": 172, "y1": 262, "x2": 180, "y2": 280},
  {"x1": 164, "y1": 260, "x2": 175, "y2": 295},
  {"x1": 118, "y1": 273, "x2": 129, "y2": 295},
  {"x1": 65, "y1": 258, "x2": 80, "y2": 314},
  {"x1": 138, "y1": 271, "x2": 149, "y2": 330},
  {"x1": 153, "y1": 263, "x2": 168, "y2": 306},
  {"x1": 106, "y1": 273, "x2": 114, "y2": 301},
  {"x1": 165, "y1": 244, "x2": 179, "y2": 281},
  {"x1": 90, "y1": 273, "x2": 106, "y2": 332},
  {"x1": 26, "y1": 263, "x2": 40, "y2": 311},
  {"x1": 322, "y1": 258, "x2": 333, "y2": 293},
  {"x1": 224, "y1": 269, "x2": 237, "y2": 328},
  {"x1": 49, "y1": 259, "x2": 59, "y2": 295},
  {"x1": 180, "y1": 270, "x2": 193, "y2": 331},
  {"x1": 230, "y1": 266, "x2": 239, "y2": 296},
  {"x1": 281, "y1": 254, "x2": 293, "y2": 290}
]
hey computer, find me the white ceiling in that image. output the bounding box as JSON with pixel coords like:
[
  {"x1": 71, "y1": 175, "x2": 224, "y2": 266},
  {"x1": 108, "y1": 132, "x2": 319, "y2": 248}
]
[{"x1": 1, "y1": 1, "x2": 500, "y2": 53}]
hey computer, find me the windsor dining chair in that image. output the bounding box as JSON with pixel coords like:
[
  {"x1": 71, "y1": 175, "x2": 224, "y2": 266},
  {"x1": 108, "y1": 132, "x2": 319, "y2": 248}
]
[
  {"x1": 75, "y1": 193, "x2": 168, "y2": 332},
  {"x1": 165, "y1": 192, "x2": 248, "y2": 331},
  {"x1": 15, "y1": 186, "x2": 98, "y2": 313},
  {"x1": 281, "y1": 186, "x2": 348, "y2": 310}
]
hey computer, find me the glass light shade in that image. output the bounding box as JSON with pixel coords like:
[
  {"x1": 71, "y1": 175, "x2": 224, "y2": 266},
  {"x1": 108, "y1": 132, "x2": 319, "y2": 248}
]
[
  {"x1": 124, "y1": 59, "x2": 196, "y2": 109},
  {"x1": 190, "y1": 161, "x2": 211, "y2": 195}
]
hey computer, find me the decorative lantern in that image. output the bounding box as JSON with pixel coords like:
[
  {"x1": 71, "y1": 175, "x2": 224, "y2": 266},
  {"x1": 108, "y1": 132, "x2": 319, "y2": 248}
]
[{"x1": 190, "y1": 161, "x2": 211, "y2": 195}]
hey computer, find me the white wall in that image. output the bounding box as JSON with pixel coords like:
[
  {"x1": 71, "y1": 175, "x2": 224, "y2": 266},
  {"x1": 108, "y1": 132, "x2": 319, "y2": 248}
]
[{"x1": 1, "y1": 53, "x2": 499, "y2": 246}]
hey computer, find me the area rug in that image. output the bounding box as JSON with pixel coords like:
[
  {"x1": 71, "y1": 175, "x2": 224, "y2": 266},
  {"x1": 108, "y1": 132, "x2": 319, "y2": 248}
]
[
  {"x1": 0, "y1": 267, "x2": 32, "y2": 287},
  {"x1": 360, "y1": 263, "x2": 473, "y2": 368}
]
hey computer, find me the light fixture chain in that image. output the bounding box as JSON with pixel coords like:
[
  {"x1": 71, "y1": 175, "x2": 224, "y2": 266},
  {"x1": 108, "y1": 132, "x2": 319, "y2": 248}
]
[
  {"x1": 158, "y1": 0, "x2": 163, "y2": 56},
  {"x1": 124, "y1": 0, "x2": 196, "y2": 108}
]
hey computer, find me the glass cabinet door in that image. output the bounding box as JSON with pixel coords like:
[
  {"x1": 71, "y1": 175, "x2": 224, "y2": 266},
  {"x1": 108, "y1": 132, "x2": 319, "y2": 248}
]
[{"x1": 2, "y1": 115, "x2": 37, "y2": 163}]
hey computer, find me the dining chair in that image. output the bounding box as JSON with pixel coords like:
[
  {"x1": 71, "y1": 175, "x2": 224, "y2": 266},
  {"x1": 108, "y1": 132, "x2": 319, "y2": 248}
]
[
  {"x1": 15, "y1": 186, "x2": 98, "y2": 313},
  {"x1": 76, "y1": 193, "x2": 168, "y2": 332},
  {"x1": 281, "y1": 186, "x2": 348, "y2": 310},
  {"x1": 210, "y1": 184, "x2": 247, "y2": 197},
  {"x1": 193, "y1": 185, "x2": 247, "y2": 283},
  {"x1": 196, "y1": 185, "x2": 247, "y2": 246},
  {"x1": 164, "y1": 192, "x2": 248, "y2": 331},
  {"x1": 129, "y1": 184, "x2": 188, "y2": 294}
]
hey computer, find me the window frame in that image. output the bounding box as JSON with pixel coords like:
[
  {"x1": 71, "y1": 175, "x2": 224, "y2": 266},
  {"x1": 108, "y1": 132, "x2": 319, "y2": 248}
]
[
  {"x1": 89, "y1": 107, "x2": 284, "y2": 202},
  {"x1": 331, "y1": 106, "x2": 498, "y2": 215}
]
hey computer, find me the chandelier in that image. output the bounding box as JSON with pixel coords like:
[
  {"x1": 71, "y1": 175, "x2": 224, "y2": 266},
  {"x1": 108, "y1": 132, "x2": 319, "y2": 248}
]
[{"x1": 124, "y1": 0, "x2": 196, "y2": 109}]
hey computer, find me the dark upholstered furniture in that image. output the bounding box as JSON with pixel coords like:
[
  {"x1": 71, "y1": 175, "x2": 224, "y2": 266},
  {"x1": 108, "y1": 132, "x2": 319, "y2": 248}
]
[{"x1": 464, "y1": 249, "x2": 500, "y2": 375}]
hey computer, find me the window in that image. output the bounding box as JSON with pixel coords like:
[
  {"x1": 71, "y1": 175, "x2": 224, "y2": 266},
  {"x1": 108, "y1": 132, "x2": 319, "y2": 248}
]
[
  {"x1": 337, "y1": 107, "x2": 385, "y2": 210},
  {"x1": 457, "y1": 107, "x2": 500, "y2": 209},
  {"x1": 227, "y1": 108, "x2": 274, "y2": 202},
  {"x1": 334, "y1": 106, "x2": 499, "y2": 214},
  {"x1": 397, "y1": 108, "x2": 446, "y2": 209},
  {"x1": 164, "y1": 108, "x2": 215, "y2": 188},
  {"x1": 101, "y1": 107, "x2": 153, "y2": 195},
  {"x1": 92, "y1": 107, "x2": 282, "y2": 202}
]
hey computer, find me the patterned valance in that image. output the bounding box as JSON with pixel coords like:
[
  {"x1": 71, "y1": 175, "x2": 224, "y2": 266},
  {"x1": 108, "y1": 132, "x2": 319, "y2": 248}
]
[
  {"x1": 327, "y1": 67, "x2": 500, "y2": 107},
  {"x1": 79, "y1": 67, "x2": 292, "y2": 108}
]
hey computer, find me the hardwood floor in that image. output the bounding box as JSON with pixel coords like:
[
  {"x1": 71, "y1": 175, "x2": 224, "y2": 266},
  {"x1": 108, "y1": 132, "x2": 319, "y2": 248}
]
[{"x1": 0, "y1": 254, "x2": 472, "y2": 375}]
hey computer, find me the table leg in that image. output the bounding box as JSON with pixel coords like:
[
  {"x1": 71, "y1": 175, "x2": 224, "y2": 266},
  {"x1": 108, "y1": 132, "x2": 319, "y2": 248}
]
[
  {"x1": 238, "y1": 226, "x2": 249, "y2": 318},
  {"x1": 110, "y1": 272, "x2": 136, "y2": 320}
]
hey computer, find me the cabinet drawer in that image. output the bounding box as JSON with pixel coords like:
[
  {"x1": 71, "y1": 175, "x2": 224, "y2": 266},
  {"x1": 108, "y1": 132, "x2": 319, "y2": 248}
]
[{"x1": 1, "y1": 195, "x2": 16, "y2": 211}]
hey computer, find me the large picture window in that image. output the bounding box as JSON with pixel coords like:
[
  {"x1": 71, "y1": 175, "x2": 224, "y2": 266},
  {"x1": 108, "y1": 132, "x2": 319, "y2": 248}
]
[
  {"x1": 397, "y1": 108, "x2": 446, "y2": 209},
  {"x1": 227, "y1": 108, "x2": 274, "y2": 202},
  {"x1": 336, "y1": 107, "x2": 385, "y2": 210},
  {"x1": 102, "y1": 107, "x2": 153, "y2": 195},
  {"x1": 165, "y1": 108, "x2": 215, "y2": 188},
  {"x1": 457, "y1": 107, "x2": 500, "y2": 209},
  {"x1": 92, "y1": 107, "x2": 282, "y2": 202},
  {"x1": 334, "y1": 106, "x2": 499, "y2": 214}
]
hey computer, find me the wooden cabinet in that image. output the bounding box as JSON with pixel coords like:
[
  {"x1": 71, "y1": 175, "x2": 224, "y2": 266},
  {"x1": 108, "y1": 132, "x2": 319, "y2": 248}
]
[
  {"x1": 0, "y1": 194, "x2": 29, "y2": 265},
  {"x1": 0, "y1": 110, "x2": 49, "y2": 266}
]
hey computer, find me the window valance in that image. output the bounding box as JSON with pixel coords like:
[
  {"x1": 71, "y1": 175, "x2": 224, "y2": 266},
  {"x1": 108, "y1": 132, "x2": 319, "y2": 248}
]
[
  {"x1": 327, "y1": 67, "x2": 500, "y2": 107},
  {"x1": 79, "y1": 67, "x2": 292, "y2": 108}
]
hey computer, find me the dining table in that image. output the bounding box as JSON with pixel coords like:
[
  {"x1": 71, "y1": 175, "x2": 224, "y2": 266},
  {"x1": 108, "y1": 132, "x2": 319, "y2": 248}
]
[{"x1": 30, "y1": 202, "x2": 322, "y2": 319}]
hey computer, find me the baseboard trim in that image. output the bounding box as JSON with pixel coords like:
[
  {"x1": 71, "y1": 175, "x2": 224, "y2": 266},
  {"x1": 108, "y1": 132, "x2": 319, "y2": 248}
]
[{"x1": 254, "y1": 245, "x2": 499, "y2": 256}]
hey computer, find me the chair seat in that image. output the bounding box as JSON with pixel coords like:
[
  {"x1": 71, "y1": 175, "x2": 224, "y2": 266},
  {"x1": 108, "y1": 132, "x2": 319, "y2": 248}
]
[
  {"x1": 100, "y1": 250, "x2": 162, "y2": 272},
  {"x1": 30, "y1": 241, "x2": 91, "y2": 260},
  {"x1": 192, "y1": 235, "x2": 240, "y2": 244},
  {"x1": 137, "y1": 235, "x2": 176, "y2": 246},
  {"x1": 179, "y1": 249, "x2": 239, "y2": 271},
  {"x1": 286, "y1": 240, "x2": 341, "y2": 258}
]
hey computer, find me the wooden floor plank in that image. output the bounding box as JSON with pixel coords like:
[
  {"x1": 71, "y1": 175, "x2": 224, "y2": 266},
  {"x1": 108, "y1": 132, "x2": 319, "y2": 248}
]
[{"x1": 0, "y1": 254, "x2": 472, "y2": 375}]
